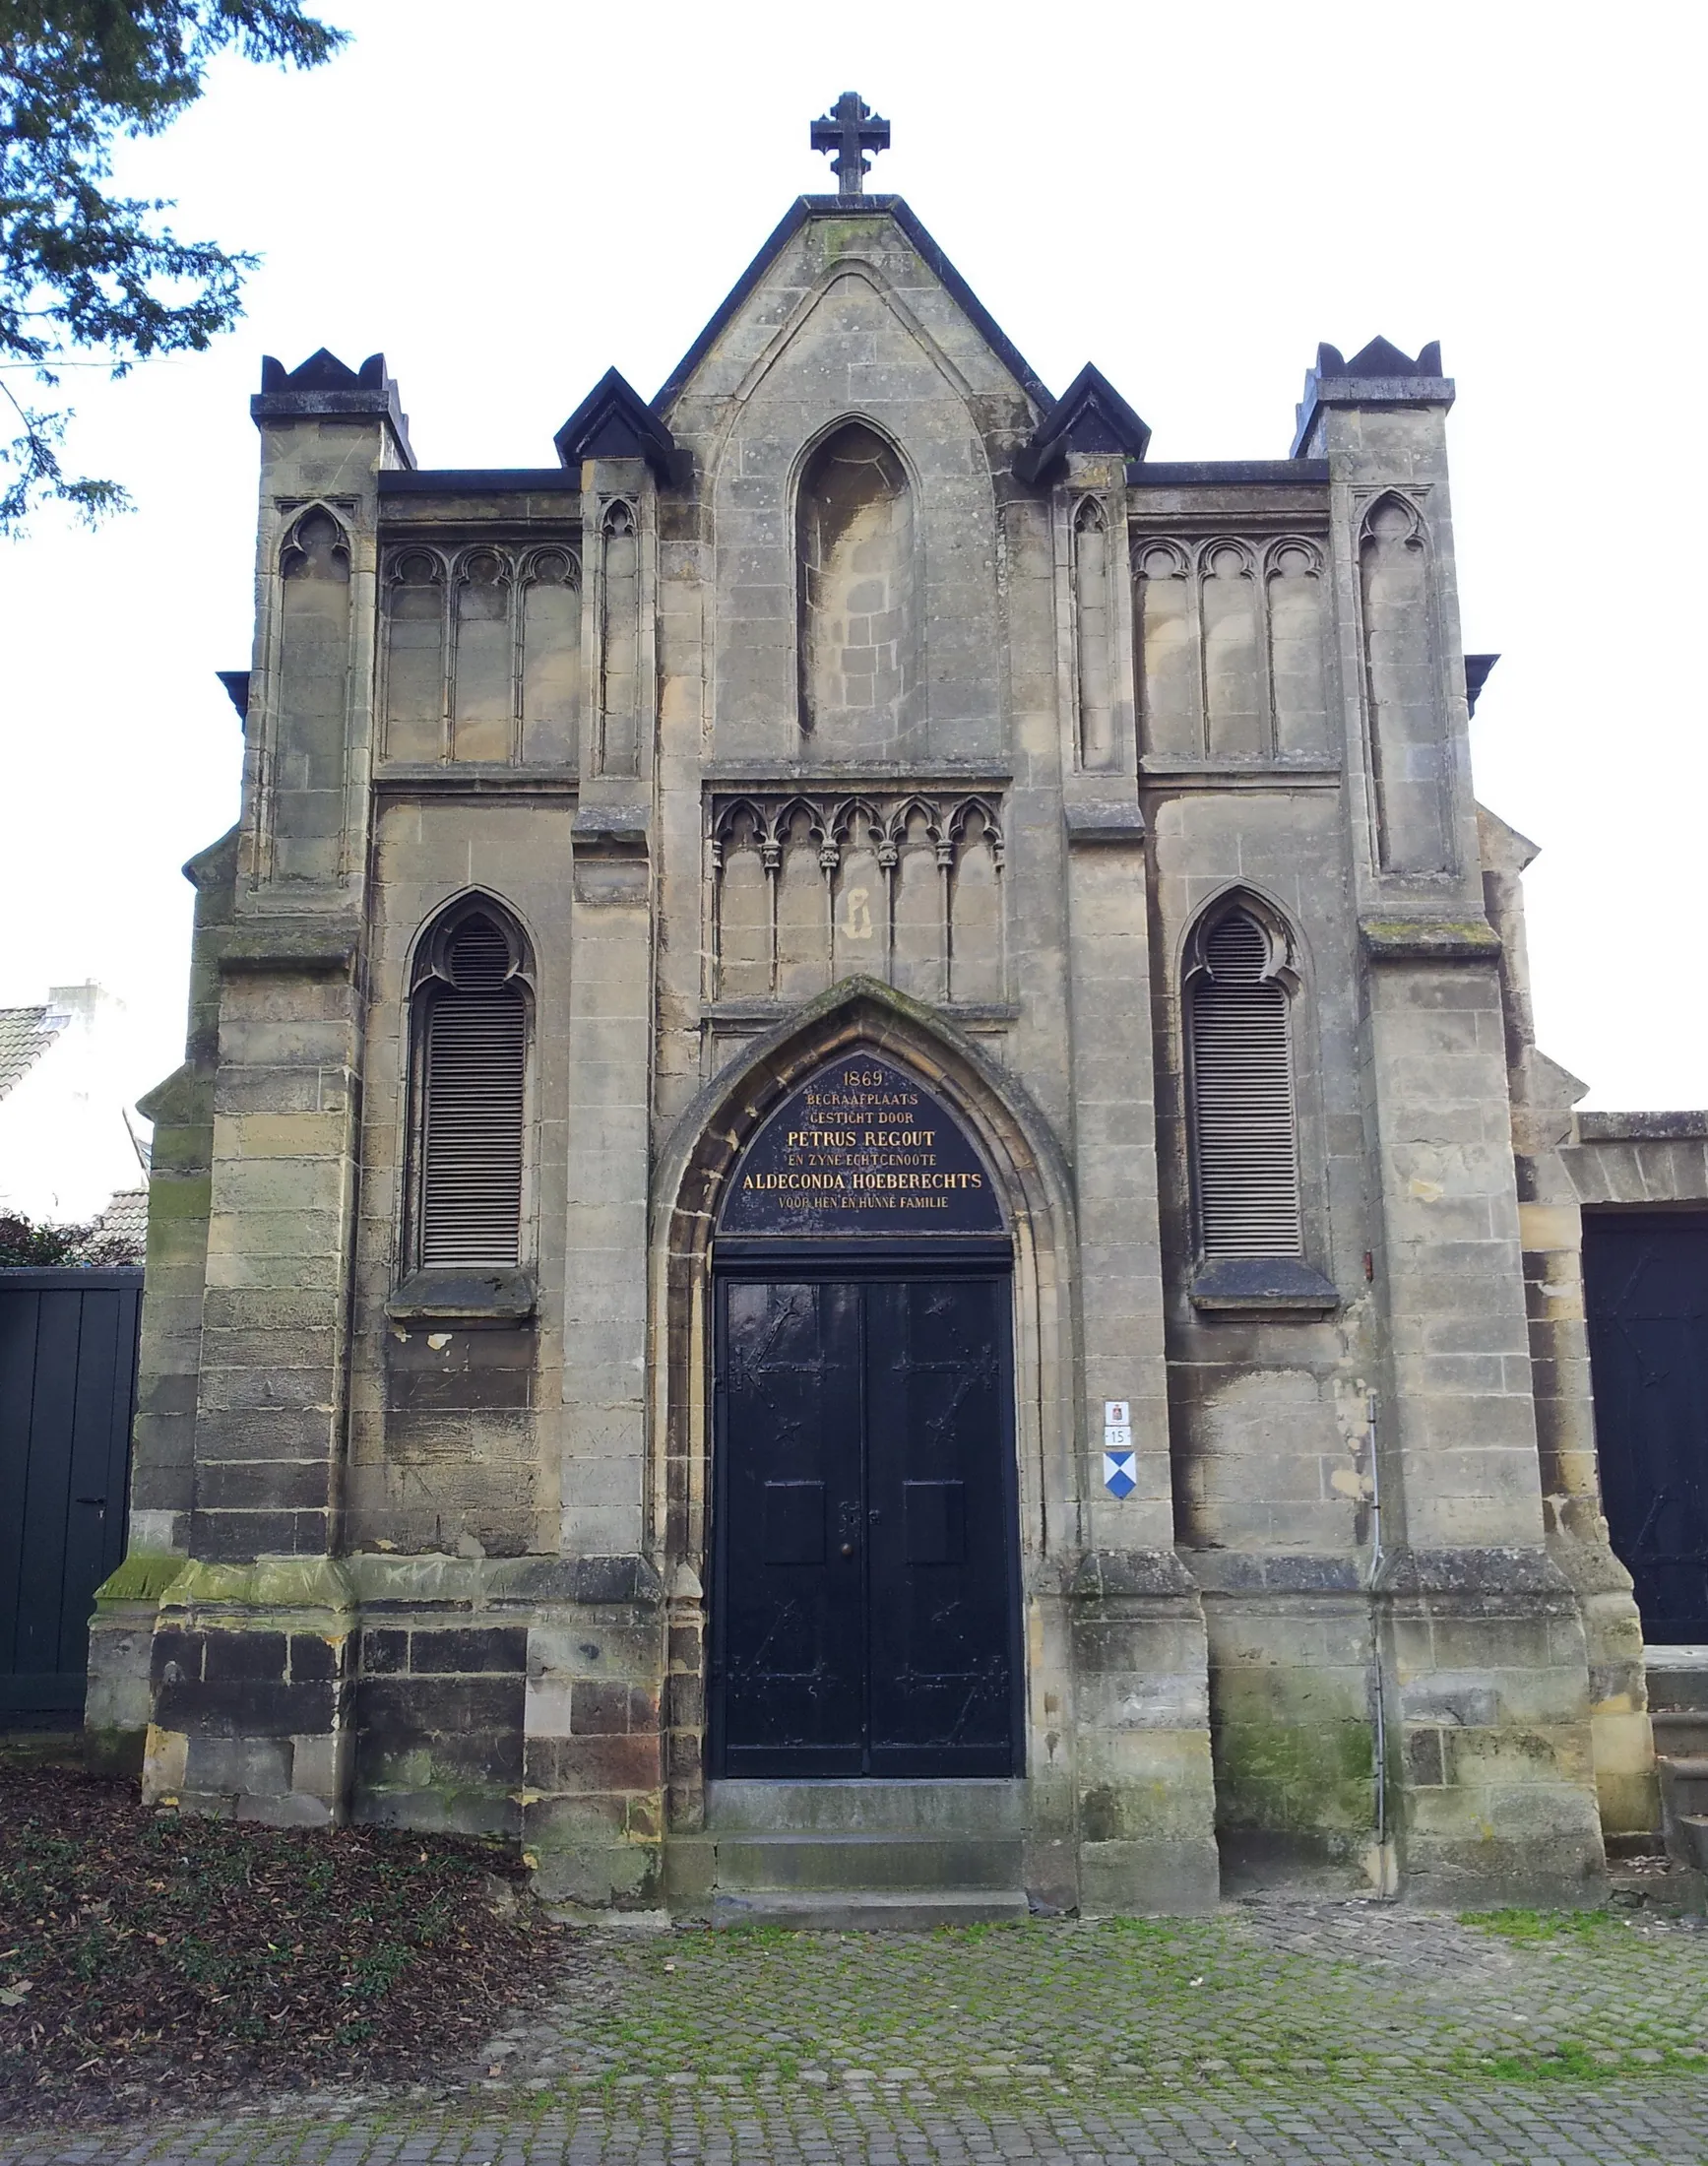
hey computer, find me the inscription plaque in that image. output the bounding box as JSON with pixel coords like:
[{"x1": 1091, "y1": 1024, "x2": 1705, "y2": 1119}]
[{"x1": 720, "y1": 1051, "x2": 1004, "y2": 1238}]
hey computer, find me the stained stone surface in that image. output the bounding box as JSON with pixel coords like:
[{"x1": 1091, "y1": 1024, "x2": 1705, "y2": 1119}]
[
  {"x1": 10, "y1": 1896, "x2": 1708, "y2": 2160},
  {"x1": 100, "y1": 200, "x2": 1703, "y2": 1916}
]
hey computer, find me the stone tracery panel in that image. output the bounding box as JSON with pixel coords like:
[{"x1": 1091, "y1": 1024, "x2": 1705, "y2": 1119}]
[
  {"x1": 452, "y1": 548, "x2": 514, "y2": 761},
  {"x1": 380, "y1": 542, "x2": 581, "y2": 765},
  {"x1": 1073, "y1": 496, "x2": 1116, "y2": 772},
  {"x1": 1359, "y1": 493, "x2": 1452, "y2": 872},
  {"x1": 710, "y1": 791, "x2": 1005, "y2": 1005},
  {"x1": 1135, "y1": 534, "x2": 1328, "y2": 761},
  {"x1": 1199, "y1": 542, "x2": 1264, "y2": 759},
  {"x1": 273, "y1": 506, "x2": 352, "y2": 880}
]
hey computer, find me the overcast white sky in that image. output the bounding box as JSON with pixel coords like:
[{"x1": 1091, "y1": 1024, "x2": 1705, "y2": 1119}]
[{"x1": 1, "y1": 0, "x2": 1703, "y2": 1117}]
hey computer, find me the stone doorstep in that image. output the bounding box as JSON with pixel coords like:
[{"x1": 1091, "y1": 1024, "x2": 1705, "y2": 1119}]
[
  {"x1": 1642, "y1": 1647, "x2": 1708, "y2": 1713},
  {"x1": 1671, "y1": 1816, "x2": 1708, "y2": 1875},
  {"x1": 1652, "y1": 1708, "x2": 1708, "y2": 1755},
  {"x1": 1656, "y1": 1754, "x2": 1708, "y2": 1869},
  {"x1": 705, "y1": 1777, "x2": 1028, "y2": 1836},
  {"x1": 712, "y1": 1831, "x2": 1026, "y2": 1892},
  {"x1": 700, "y1": 1780, "x2": 1031, "y2": 1923},
  {"x1": 1645, "y1": 1650, "x2": 1708, "y2": 1872},
  {"x1": 710, "y1": 1888, "x2": 1031, "y2": 1932}
]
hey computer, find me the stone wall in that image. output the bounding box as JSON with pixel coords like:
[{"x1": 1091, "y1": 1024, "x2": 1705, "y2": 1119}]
[{"x1": 87, "y1": 207, "x2": 1633, "y2": 1911}]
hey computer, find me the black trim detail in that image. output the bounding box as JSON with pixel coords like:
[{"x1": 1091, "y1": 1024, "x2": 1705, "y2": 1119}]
[
  {"x1": 216, "y1": 670, "x2": 249, "y2": 725},
  {"x1": 251, "y1": 349, "x2": 413, "y2": 464},
  {"x1": 1129, "y1": 459, "x2": 1330, "y2": 487},
  {"x1": 552, "y1": 367, "x2": 680, "y2": 482},
  {"x1": 715, "y1": 1239, "x2": 1013, "y2": 1277},
  {"x1": 1464, "y1": 653, "x2": 1500, "y2": 716},
  {"x1": 378, "y1": 468, "x2": 580, "y2": 495},
  {"x1": 1016, "y1": 362, "x2": 1151, "y2": 484}
]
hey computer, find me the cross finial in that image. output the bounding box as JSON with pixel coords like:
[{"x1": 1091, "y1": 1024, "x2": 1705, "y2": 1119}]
[{"x1": 810, "y1": 91, "x2": 890, "y2": 199}]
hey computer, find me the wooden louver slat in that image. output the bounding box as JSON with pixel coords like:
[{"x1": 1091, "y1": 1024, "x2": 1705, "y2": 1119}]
[
  {"x1": 1190, "y1": 909, "x2": 1303, "y2": 1260},
  {"x1": 419, "y1": 920, "x2": 526, "y2": 1268}
]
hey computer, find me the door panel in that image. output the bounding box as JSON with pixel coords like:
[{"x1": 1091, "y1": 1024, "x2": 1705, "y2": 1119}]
[
  {"x1": 1583, "y1": 1215, "x2": 1708, "y2": 1643},
  {"x1": 865, "y1": 1278, "x2": 1014, "y2": 1774},
  {"x1": 714, "y1": 1271, "x2": 1017, "y2": 1778},
  {"x1": 0, "y1": 1273, "x2": 141, "y2": 1715},
  {"x1": 717, "y1": 1281, "x2": 865, "y2": 1773}
]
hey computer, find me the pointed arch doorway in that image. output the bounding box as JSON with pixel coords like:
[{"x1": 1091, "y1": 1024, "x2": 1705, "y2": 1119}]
[{"x1": 710, "y1": 1047, "x2": 1022, "y2": 1779}]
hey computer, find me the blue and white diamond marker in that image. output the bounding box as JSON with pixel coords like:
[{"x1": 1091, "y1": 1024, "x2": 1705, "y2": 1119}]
[{"x1": 1103, "y1": 1449, "x2": 1137, "y2": 1498}]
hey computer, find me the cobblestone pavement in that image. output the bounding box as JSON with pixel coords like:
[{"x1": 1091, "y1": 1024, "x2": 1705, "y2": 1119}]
[{"x1": 8, "y1": 1895, "x2": 1708, "y2": 2162}]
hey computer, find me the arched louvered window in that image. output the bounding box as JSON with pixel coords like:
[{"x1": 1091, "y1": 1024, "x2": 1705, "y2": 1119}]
[
  {"x1": 1186, "y1": 904, "x2": 1303, "y2": 1261},
  {"x1": 410, "y1": 905, "x2": 530, "y2": 1271}
]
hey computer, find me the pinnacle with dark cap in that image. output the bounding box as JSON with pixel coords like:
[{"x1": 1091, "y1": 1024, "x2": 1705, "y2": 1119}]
[{"x1": 811, "y1": 91, "x2": 890, "y2": 199}]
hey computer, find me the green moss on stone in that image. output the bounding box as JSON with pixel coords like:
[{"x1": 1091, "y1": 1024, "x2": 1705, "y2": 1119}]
[
  {"x1": 93, "y1": 1552, "x2": 187, "y2": 1606},
  {"x1": 819, "y1": 220, "x2": 884, "y2": 257},
  {"x1": 1212, "y1": 1685, "x2": 1375, "y2": 1834},
  {"x1": 161, "y1": 1556, "x2": 356, "y2": 1617}
]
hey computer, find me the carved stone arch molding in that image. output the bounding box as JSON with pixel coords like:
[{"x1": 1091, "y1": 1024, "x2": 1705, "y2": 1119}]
[
  {"x1": 1358, "y1": 486, "x2": 1427, "y2": 551},
  {"x1": 1178, "y1": 880, "x2": 1303, "y2": 1000},
  {"x1": 407, "y1": 884, "x2": 538, "y2": 992},
  {"x1": 704, "y1": 257, "x2": 988, "y2": 478},
  {"x1": 520, "y1": 542, "x2": 581, "y2": 589},
  {"x1": 279, "y1": 497, "x2": 353, "y2": 578},
  {"x1": 1261, "y1": 534, "x2": 1325, "y2": 579},
  {"x1": 648, "y1": 977, "x2": 1081, "y2": 1829},
  {"x1": 787, "y1": 404, "x2": 924, "y2": 510}
]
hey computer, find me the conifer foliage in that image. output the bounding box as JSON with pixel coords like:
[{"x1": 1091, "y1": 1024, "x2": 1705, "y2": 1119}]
[{"x1": 0, "y1": 1, "x2": 347, "y2": 531}]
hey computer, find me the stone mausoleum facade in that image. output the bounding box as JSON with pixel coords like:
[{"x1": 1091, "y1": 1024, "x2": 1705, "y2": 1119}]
[{"x1": 89, "y1": 99, "x2": 1678, "y2": 1919}]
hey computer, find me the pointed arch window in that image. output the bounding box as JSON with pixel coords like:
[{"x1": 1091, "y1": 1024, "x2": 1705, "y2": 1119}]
[
  {"x1": 406, "y1": 900, "x2": 533, "y2": 1277},
  {"x1": 1187, "y1": 902, "x2": 1300, "y2": 1261},
  {"x1": 796, "y1": 420, "x2": 917, "y2": 753},
  {"x1": 1182, "y1": 898, "x2": 1336, "y2": 1313}
]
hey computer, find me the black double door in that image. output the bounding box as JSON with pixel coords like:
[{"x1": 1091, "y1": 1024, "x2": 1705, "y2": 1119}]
[
  {"x1": 712, "y1": 1269, "x2": 1019, "y2": 1777},
  {"x1": 1583, "y1": 1212, "x2": 1708, "y2": 1642}
]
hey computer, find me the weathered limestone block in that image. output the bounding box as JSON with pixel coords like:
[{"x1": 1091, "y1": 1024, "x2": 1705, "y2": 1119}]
[
  {"x1": 1376, "y1": 1547, "x2": 1604, "y2": 1905},
  {"x1": 514, "y1": 1558, "x2": 666, "y2": 1910},
  {"x1": 1068, "y1": 1552, "x2": 1220, "y2": 1914},
  {"x1": 1195, "y1": 1559, "x2": 1380, "y2": 1887},
  {"x1": 142, "y1": 1558, "x2": 356, "y2": 1826},
  {"x1": 84, "y1": 1553, "x2": 185, "y2": 1775}
]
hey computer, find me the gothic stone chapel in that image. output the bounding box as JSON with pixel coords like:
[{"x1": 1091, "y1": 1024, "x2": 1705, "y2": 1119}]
[{"x1": 95, "y1": 95, "x2": 1676, "y2": 1920}]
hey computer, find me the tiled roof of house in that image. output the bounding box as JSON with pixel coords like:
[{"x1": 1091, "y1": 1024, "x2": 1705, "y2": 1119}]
[
  {"x1": 89, "y1": 1188, "x2": 149, "y2": 1250},
  {"x1": 0, "y1": 1005, "x2": 61, "y2": 1103}
]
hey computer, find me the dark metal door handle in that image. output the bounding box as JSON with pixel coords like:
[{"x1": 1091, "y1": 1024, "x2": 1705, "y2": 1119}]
[
  {"x1": 840, "y1": 1542, "x2": 854, "y2": 1557},
  {"x1": 76, "y1": 1497, "x2": 106, "y2": 1509}
]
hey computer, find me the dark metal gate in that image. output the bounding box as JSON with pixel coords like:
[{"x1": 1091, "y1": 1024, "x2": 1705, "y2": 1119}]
[
  {"x1": 712, "y1": 1259, "x2": 1020, "y2": 1778},
  {"x1": 1582, "y1": 1213, "x2": 1708, "y2": 1643},
  {"x1": 0, "y1": 1268, "x2": 142, "y2": 1719}
]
